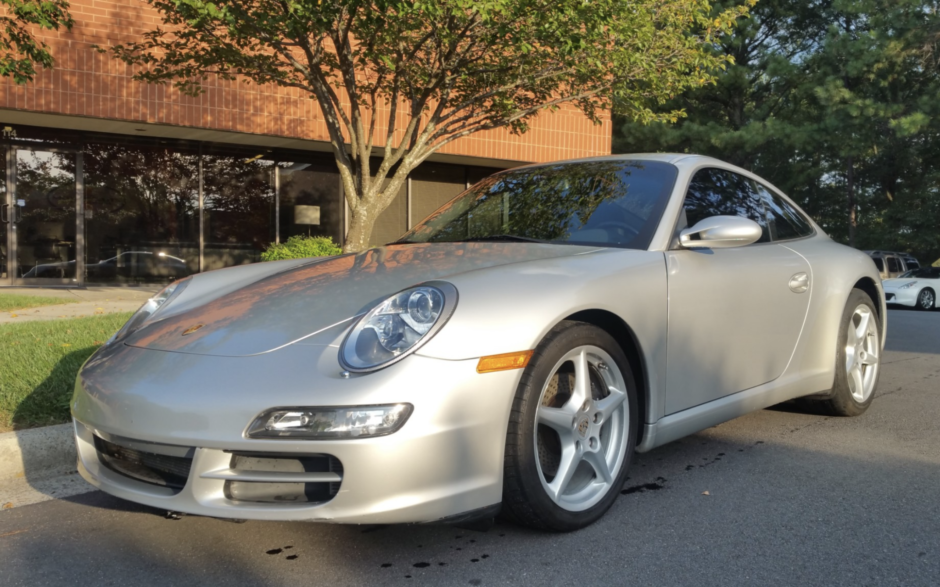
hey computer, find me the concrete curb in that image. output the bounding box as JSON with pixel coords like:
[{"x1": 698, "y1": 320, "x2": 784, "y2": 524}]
[
  {"x1": 0, "y1": 423, "x2": 76, "y2": 483},
  {"x1": 0, "y1": 423, "x2": 94, "y2": 510}
]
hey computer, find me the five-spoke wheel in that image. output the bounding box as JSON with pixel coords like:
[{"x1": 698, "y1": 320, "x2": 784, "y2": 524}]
[
  {"x1": 502, "y1": 321, "x2": 636, "y2": 531},
  {"x1": 844, "y1": 304, "x2": 879, "y2": 403},
  {"x1": 807, "y1": 289, "x2": 881, "y2": 416},
  {"x1": 534, "y1": 346, "x2": 630, "y2": 512}
]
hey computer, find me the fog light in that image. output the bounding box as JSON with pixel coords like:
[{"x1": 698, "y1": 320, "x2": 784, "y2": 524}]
[{"x1": 246, "y1": 404, "x2": 413, "y2": 439}]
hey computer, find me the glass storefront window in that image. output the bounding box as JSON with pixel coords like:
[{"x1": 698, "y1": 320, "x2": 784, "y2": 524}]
[
  {"x1": 15, "y1": 149, "x2": 77, "y2": 280},
  {"x1": 1, "y1": 123, "x2": 497, "y2": 285},
  {"x1": 83, "y1": 141, "x2": 199, "y2": 284},
  {"x1": 278, "y1": 162, "x2": 342, "y2": 245},
  {"x1": 202, "y1": 151, "x2": 276, "y2": 270}
]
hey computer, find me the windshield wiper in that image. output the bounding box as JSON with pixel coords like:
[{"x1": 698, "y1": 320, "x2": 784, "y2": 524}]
[{"x1": 449, "y1": 234, "x2": 550, "y2": 244}]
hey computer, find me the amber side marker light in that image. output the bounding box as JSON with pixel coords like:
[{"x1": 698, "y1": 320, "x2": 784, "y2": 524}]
[{"x1": 477, "y1": 350, "x2": 534, "y2": 374}]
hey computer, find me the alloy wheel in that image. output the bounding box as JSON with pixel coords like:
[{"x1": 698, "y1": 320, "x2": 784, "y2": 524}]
[
  {"x1": 844, "y1": 305, "x2": 880, "y2": 402},
  {"x1": 534, "y1": 345, "x2": 629, "y2": 512},
  {"x1": 919, "y1": 290, "x2": 934, "y2": 310}
]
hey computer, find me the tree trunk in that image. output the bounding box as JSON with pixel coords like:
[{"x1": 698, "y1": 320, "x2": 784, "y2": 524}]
[
  {"x1": 846, "y1": 156, "x2": 856, "y2": 247},
  {"x1": 343, "y1": 206, "x2": 377, "y2": 254}
]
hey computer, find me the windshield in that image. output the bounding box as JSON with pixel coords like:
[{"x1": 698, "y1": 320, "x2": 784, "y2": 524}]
[
  {"x1": 901, "y1": 267, "x2": 940, "y2": 279},
  {"x1": 397, "y1": 160, "x2": 678, "y2": 249}
]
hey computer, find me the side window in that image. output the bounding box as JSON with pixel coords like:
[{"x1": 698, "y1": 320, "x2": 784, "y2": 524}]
[
  {"x1": 753, "y1": 183, "x2": 815, "y2": 240},
  {"x1": 873, "y1": 258, "x2": 884, "y2": 271},
  {"x1": 887, "y1": 257, "x2": 901, "y2": 272},
  {"x1": 683, "y1": 168, "x2": 770, "y2": 242}
]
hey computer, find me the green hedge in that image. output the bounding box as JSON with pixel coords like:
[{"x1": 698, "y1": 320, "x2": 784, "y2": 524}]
[{"x1": 261, "y1": 236, "x2": 343, "y2": 261}]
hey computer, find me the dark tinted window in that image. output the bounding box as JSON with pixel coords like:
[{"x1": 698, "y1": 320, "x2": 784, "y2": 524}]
[
  {"x1": 754, "y1": 183, "x2": 814, "y2": 240},
  {"x1": 887, "y1": 257, "x2": 901, "y2": 272},
  {"x1": 873, "y1": 258, "x2": 884, "y2": 271},
  {"x1": 905, "y1": 259, "x2": 920, "y2": 269},
  {"x1": 683, "y1": 168, "x2": 770, "y2": 243},
  {"x1": 905, "y1": 267, "x2": 940, "y2": 278},
  {"x1": 400, "y1": 160, "x2": 677, "y2": 249}
]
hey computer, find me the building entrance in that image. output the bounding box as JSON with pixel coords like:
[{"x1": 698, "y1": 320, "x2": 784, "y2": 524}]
[{"x1": 1, "y1": 146, "x2": 81, "y2": 286}]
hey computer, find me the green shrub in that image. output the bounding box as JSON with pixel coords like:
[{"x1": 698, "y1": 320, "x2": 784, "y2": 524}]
[{"x1": 261, "y1": 235, "x2": 343, "y2": 261}]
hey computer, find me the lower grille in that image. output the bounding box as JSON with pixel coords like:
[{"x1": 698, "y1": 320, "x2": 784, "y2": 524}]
[
  {"x1": 223, "y1": 453, "x2": 343, "y2": 504},
  {"x1": 94, "y1": 435, "x2": 193, "y2": 492}
]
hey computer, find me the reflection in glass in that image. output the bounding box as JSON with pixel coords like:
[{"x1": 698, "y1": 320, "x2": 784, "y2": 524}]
[
  {"x1": 16, "y1": 150, "x2": 77, "y2": 279},
  {"x1": 278, "y1": 163, "x2": 341, "y2": 244},
  {"x1": 400, "y1": 161, "x2": 677, "y2": 250},
  {"x1": 683, "y1": 168, "x2": 770, "y2": 243},
  {"x1": 83, "y1": 142, "x2": 199, "y2": 284},
  {"x1": 203, "y1": 153, "x2": 275, "y2": 270}
]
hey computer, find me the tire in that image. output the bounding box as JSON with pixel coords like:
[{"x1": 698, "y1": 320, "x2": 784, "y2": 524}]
[
  {"x1": 917, "y1": 288, "x2": 935, "y2": 311},
  {"x1": 813, "y1": 289, "x2": 882, "y2": 417},
  {"x1": 501, "y1": 321, "x2": 637, "y2": 531}
]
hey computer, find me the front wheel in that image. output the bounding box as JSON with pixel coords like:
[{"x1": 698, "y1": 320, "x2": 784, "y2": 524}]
[
  {"x1": 917, "y1": 288, "x2": 935, "y2": 311},
  {"x1": 501, "y1": 321, "x2": 637, "y2": 531}
]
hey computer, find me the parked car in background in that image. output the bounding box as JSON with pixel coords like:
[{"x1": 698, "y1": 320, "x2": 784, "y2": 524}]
[
  {"x1": 72, "y1": 155, "x2": 886, "y2": 532},
  {"x1": 865, "y1": 250, "x2": 920, "y2": 279},
  {"x1": 882, "y1": 266, "x2": 940, "y2": 310}
]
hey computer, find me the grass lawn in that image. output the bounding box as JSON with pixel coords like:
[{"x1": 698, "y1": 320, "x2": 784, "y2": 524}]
[
  {"x1": 0, "y1": 293, "x2": 78, "y2": 313},
  {"x1": 0, "y1": 313, "x2": 133, "y2": 432}
]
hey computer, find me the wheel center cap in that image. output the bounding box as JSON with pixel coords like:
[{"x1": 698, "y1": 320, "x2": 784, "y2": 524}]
[{"x1": 576, "y1": 417, "x2": 590, "y2": 438}]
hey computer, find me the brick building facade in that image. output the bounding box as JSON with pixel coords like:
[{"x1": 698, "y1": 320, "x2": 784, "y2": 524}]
[{"x1": 0, "y1": 0, "x2": 611, "y2": 286}]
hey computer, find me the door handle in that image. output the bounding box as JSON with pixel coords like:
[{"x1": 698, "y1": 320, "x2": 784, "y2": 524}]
[
  {"x1": 789, "y1": 272, "x2": 809, "y2": 293},
  {"x1": 1, "y1": 204, "x2": 8, "y2": 224}
]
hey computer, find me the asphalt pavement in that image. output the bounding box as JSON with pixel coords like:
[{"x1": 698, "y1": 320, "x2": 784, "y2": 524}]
[{"x1": 1, "y1": 308, "x2": 938, "y2": 586}]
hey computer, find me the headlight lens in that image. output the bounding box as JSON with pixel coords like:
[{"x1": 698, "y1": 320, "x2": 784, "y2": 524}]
[
  {"x1": 246, "y1": 404, "x2": 413, "y2": 439},
  {"x1": 340, "y1": 283, "x2": 457, "y2": 372},
  {"x1": 109, "y1": 278, "x2": 191, "y2": 344},
  {"x1": 898, "y1": 281, "x2": 918, "y2": 290}
]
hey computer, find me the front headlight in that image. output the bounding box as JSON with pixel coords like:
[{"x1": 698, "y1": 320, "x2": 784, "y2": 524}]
[
  {"x1": 340, "y1": 283, "x2": 457, "y2": 372},
  {"x1": 108, "y1": 278, "x2": 191, "y2": 344},
  {"x1": 898, "y1": 281, "x2": 918, "y2": 290}
]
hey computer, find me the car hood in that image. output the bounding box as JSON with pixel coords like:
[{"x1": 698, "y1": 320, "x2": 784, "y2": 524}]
[
  {"x1": 125, "y1": 242, "x2": 599, "y2": 357},
  {"x1": 882, "y1": 278, "x2": 916, "y2": 288}
]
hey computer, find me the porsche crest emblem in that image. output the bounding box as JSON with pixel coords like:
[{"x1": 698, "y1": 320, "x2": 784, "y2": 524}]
[{"x1": 181, "y1": 324, "x2": 205, "y2": 336}]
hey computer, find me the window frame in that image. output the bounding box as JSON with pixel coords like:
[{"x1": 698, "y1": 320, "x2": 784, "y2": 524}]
[{"x1": 670, "y1": 164, "x2": 817, "y2": 249}]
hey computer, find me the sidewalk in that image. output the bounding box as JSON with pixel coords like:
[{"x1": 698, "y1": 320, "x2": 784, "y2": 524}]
[{"x1": 0, "y1": 287, "x2": 159, "y2": 324}]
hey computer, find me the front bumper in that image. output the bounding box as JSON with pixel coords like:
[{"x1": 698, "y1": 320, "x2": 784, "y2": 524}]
[
  {"x1": 72, "y1": 341, "x2": 521, "y2": 524},
  {"x1": 883, "y1": 288, "x2": 917, "y2": 307}
]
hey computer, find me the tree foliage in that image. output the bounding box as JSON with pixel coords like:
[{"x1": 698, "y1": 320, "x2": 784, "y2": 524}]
[
  {"x1": 1, "y1": 0, "x2": 73, "y2": 83},
  {"x1": 105, "y1": 0, "x2": 751, "y2": 252},
  {"x1": 616, "y1": 0, "x2": 940, "y2": 262}
]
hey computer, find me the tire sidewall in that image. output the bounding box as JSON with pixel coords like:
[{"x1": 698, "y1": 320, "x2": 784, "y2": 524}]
[
  {"x1": 509, "y1": 322, "x2": 638, "y2": 530},
  {"x1": 831, "y1": 289, "x2": 881, "y2": 415},
  {"x1": 918, "y1": 289, "x2": 934, "y2": 311}
]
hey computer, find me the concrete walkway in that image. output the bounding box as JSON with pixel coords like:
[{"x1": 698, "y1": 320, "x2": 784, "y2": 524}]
[{"x1": 0, "y1": 287, "x2": 160, "y2": 324}]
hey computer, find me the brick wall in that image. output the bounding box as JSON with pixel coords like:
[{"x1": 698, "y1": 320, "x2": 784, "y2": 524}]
[{"x1": 0, "y1": 0, "x2": 611, "y2": 162}]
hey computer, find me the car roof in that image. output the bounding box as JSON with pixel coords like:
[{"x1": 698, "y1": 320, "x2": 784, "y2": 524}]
[{"x1": 506, "y1": 153, "x2": 749, "y2": 173}]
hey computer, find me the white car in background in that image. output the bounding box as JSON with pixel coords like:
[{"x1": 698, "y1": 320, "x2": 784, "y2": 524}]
[{"x1": 883, "y1": 267, "x2": 940, "y2": 310}]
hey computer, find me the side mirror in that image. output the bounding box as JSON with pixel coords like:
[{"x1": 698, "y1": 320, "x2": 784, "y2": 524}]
[{"x1": 679, "y1": 215, "x2": 763, "y2": 249}]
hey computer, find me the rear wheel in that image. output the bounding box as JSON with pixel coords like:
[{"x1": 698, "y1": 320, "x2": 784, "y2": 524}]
[
  {"x1": 502, "y1": 321, "x2": 637, "y2": 531},
  {"x1": 813, "y1": 289, "x2": 881, "y2": 417},
  {"x1": 917, "y1": 288, "x2": 935, "y2": 311}
]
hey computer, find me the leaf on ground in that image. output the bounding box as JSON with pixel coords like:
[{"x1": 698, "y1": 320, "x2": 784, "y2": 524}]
[{"x1": 702, "y1": 491, "x2": 710, "y2": 495}]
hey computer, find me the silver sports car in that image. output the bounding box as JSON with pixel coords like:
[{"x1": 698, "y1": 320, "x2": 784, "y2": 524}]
[{"x1": 72, "y1": 154, "x2": 885, "y2": 531}]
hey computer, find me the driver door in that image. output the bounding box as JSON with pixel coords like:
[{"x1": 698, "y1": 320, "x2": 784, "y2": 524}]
[{"x1": 665, "y1": 168, "x2": 811, "y2": 414}]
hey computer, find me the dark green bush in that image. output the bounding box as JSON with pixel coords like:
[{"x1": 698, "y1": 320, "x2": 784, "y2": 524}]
[{"x1": 260, "y1": 235, "x2": 343, "y2": 261}]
